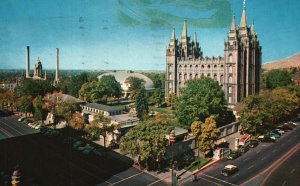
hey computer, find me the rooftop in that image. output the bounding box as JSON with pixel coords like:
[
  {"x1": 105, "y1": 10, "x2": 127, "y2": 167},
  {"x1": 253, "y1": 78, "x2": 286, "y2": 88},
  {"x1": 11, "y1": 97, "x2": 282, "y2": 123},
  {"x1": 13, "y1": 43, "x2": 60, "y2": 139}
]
[{"x1": 84, "y1": 103, "x2": 122, "y2": 112}]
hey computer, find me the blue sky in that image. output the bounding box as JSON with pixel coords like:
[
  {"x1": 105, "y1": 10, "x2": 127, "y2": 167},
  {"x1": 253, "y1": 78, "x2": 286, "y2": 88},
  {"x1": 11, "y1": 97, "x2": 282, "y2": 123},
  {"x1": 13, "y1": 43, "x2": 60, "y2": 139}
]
[{"x1": 0, "y1": 0, "x2": 299, "y2": 70}]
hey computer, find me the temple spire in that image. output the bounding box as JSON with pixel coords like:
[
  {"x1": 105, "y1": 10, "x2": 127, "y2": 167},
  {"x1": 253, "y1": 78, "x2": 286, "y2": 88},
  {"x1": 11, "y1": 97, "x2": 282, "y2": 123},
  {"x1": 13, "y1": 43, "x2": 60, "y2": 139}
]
[
  {"x1": 230, "y1": 16, "x2": 237, "y2": 31},
  {"x1": 182, "y1": 19, "x2": 187, "y2": 38},
  {"x1": 240, "y1": 0, "x2": 248, "y2": 28},
  {"x1": 194, "y1": 32, "x2": 197, "y2": 44},
  {"x1": 251, "y1": 20, "x2": 256, "y2": 35},
  {"x1": 171, "y1": 27, "x2": 175, "y2": 40}
]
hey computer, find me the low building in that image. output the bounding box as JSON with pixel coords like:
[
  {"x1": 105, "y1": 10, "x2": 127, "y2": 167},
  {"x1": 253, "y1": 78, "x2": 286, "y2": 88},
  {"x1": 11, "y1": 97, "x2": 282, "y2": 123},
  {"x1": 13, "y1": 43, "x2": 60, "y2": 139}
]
[
  {"x1": 0, "y1": 82, "x2": 17, "y2": 91},
  {"x1": 81, "y1": 103, "x2": 122, "y2": 117}
]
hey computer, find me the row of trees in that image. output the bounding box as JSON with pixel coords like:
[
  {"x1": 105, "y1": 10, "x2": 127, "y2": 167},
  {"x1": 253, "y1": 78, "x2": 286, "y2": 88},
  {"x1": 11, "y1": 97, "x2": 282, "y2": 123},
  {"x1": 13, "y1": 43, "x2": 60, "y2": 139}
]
[{"x1": 239, "y1": 87, "x2": 299, "y2": 135}]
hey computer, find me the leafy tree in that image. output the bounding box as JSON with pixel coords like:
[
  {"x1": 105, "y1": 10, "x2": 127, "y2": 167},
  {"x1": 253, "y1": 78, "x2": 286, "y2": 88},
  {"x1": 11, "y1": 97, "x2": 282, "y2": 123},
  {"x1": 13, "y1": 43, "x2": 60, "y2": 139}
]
[
  {"x1": 154, "y1": 89, "x2": 164, "y2": 107},
  {"x1": 19, "y1": 97, "x2": 34, "y2": 117},
  {"x1": 34, "y1": 96, "x2": 43, "y2": 121},
  {"x1": 120, "y1": 120, "x2": 170, "y2": 170},
  {"x1": 135, "y1": 87, "x2": 149, "y2": 119},
  {"x1": 166, "y1": 92, "x2": 176, "y2": 109},
  {"x1": 266, "y1": 69, "x2": 292, "y2": 89},
  {"x1": 78, "y1": 81, "x2": 106, "y2": 103},
  {"x1": 69, "y1": 112, "x2": 85, "y2": 130},
  {"x1": 85, "y1": 113, "x2": 116, "y2": 147},
  {"x1": 191, "y1": 116, "x2": 220, "y2": 157},
  {"x1": 14, "y1": 79, "x2": 53, "y2": 98},
  {"x1": 125, "y1": 76, "x2": 145, "y2": 100},
  {"x1": 56, "y1": 100, "x2": 79, "y2": 121},
  {"x1": 99, "y1": 75, "x2": 122, "y2": 100},
  {"x1": 175, "y1": 78, "x2": 230, "y2": 129}
]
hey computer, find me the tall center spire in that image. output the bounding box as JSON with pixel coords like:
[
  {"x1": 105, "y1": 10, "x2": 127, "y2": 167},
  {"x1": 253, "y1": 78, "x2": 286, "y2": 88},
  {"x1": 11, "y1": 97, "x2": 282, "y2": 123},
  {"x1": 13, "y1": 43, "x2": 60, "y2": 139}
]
[
  {"x1": 182, "y1": 19, "x2": 187, "y2": 38},
  {"x1": 240, "y1": 1, "x2": 248, "y2": 28}
]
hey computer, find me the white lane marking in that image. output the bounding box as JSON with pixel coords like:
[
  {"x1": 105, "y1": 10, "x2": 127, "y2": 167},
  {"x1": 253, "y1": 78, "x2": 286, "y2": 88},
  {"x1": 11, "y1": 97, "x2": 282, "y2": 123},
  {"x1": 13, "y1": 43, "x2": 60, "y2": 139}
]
[
  {"x1": 200, "y1": 173, "x2": 239, "y2": 186},
  {"x1": 290, "y1": 169, "x2": 295, "y2": 175},
  {"x1": 248, "y1": 165, "x2": 254, "y2": 170},
  {"x1": 243, "y1": 158, "x2": 248, "y2": 162},
  {"x1": 232, "y1": 173, "x2": 239, "y2": 178},
  {"x1": 110, "y1": 172, "x2": 143, "y2": 185}
]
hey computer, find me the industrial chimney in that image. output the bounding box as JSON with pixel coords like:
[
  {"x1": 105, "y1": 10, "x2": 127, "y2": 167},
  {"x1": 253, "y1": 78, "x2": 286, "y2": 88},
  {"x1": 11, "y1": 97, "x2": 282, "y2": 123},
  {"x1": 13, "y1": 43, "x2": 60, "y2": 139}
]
[
  {"x1": 26, "y1": 46, "x2": 30, "y2": 78},
  {"x1": 55, "y1": 48, "x2": 59, "y2": 83}
]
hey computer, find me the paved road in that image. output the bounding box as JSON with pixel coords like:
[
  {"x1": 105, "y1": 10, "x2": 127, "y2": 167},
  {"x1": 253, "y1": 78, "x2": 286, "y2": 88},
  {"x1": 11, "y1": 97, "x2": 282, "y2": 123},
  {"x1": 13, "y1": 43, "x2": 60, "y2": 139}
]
[
  {"x1": 262, "y1": 147, "x2": 300, "y2": 186},
  {"x1": 0, "y1": 115, "x2": 38, "y2": 139},
  {"x1": 181, "y1": 123, "x2": 300, "y2": 186}
]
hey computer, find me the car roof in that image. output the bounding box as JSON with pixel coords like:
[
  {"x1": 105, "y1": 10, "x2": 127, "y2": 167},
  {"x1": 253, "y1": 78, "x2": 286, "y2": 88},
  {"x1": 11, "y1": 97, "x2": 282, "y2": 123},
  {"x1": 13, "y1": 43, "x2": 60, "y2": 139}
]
[{"x1": 225, "y1": 165, "x2": 237, "y2": 169}]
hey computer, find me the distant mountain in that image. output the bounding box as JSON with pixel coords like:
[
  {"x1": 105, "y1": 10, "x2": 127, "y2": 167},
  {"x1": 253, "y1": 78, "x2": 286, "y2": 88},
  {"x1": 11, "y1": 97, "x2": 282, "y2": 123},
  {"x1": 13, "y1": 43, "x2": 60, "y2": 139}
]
[{"x1": 262, "y1": 52, "x2": 300, "y2": 71}]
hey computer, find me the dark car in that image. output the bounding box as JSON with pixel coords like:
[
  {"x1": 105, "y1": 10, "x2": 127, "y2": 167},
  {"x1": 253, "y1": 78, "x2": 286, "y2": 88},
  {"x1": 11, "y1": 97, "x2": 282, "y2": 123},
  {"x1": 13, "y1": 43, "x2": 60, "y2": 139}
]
[
  {"x1": 248, "y1": 140, "x2": 259, "y2": 148},
  {"x1": 238, "y1": 145, "x2": 249, "y2": 153},
  {"x1": 226, "y1": 151, "x2": 241, "y2": 160},
  {"x1": 221, "y1": 165, "x2": 239, "y2": 177},
  {"x1": 271, "y1": 130, "x2": 282, "y2": 136},
  {"x1": 258, "y1": 135, "x2": 276, "y2": 143}
]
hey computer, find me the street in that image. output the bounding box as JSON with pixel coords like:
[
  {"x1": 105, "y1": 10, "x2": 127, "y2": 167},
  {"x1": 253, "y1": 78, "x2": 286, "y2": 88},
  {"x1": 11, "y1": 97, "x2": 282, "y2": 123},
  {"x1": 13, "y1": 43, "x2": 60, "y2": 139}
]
[
  {"x1": 181, "y1": 123, "x2": 300, "y2": 186},
  {"x1": 0, "y1": 115, "x2": 38, "y2": 139}
]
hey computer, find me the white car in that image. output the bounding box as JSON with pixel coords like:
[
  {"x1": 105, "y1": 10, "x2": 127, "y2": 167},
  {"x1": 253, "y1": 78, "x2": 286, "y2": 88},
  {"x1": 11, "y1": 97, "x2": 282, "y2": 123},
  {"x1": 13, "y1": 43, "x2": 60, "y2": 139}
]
[
  {"x1": 34, "y1": 124, "x2": 41, "y2": 130},
  {"x1": 18, "y1": 117, "x2": 25, "y2": 122},
  {"x1": 275, "y1": 129, "x2": 285, "y2": 135},
  {"x1": 289, "y1": 121, "x2": 298, "y2": 126}
]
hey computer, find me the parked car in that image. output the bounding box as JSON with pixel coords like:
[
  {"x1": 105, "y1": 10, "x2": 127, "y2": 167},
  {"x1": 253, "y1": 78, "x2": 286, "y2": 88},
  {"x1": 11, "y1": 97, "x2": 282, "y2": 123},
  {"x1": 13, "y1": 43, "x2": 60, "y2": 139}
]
[
  {"x1": 18, "y1": 117, "x2": 26, "y2": 122},
  {"x1": 93, "y1": 148, "x2": 105, "y2": 156},
  {"x1": 73, "y1": 141, "x2": 84, "y2": 149},
  {"x1": 226, "y1": 151, "x2": 241, "y2": 160},
  {"x1": 267, "y1": 132, "x2": 280, "y2": 139},
  {"x1": 34, "y1": 124, "x2": 41, "y2": 130},
  {"x1": 275, "y1": 129, "x2": 285, "y2": 135},
  {"x1": 281, "y1": 124, "x2": 294, "y2": 130},
  {"x1": 221, "y1": 164, "x2": 239, "y2": 177},
  {"x1": 248, "y1": 140, "x2": 259, "y2": 148},
  {"x1": 258, "y1": 135, "x2": 276, "y2": 143},
  {"x1": 288, "y1": 121, "x2": 298, "y2": 127},
  {"x1": 271, "y1": 130, "x2": 282, "y2": 136},
  {"x1": 238, "y1": 145, "x2": 249, "y2": 153}
]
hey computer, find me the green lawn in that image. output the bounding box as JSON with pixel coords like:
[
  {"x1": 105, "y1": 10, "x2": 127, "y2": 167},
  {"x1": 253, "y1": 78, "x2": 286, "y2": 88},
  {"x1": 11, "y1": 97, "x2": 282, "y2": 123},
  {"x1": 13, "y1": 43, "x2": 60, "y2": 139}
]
[
  {"x1": 150, "y1": 106, "x2": 175, "y2": 116},
  {"x1": 184, "y1": 158, "x2": 211, "y2": 172}
]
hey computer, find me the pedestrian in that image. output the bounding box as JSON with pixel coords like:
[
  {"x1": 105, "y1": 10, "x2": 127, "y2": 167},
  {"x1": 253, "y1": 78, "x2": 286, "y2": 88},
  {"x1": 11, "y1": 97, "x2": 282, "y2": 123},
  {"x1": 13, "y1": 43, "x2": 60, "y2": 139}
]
[{"x1": 192, "y1": 174, "x2": 198, "y2": 182}]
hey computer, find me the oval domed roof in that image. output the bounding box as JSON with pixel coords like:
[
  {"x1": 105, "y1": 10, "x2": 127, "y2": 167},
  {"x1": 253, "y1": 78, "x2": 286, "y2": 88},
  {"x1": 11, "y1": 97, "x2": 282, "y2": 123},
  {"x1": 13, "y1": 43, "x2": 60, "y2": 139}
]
[{"x1": 98, "y1": 71, "x2": 154, "y2": 91}]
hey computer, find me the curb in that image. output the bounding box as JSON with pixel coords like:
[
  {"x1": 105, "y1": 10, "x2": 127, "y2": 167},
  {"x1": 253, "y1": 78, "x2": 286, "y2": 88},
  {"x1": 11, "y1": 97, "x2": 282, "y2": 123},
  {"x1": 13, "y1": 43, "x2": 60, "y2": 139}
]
[{"x1": 192, "y1": 159, "x2": 220, "y2": 174}]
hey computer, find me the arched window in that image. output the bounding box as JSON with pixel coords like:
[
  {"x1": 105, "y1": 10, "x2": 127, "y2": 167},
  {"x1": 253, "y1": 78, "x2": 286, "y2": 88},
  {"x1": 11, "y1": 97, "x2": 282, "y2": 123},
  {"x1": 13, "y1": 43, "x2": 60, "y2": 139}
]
[
  {"x1": 179, "y1": 73, "x2": 182, "y2": 80},
  {"x1": 201, "y1": 65, "x2": 205, "y2": 68},
  {"x1": 190, "y1": 65, "x2": 192, "y2": 68},
  {"x1": 195, "y1": 74, "x2": 198, "y2": 78},
  {"x1": 214, "y1": 74, "x2": 217, "y2": 80},
  {"x1": 229, "y1": 86, "x2": 232, "y2": 94},
  {"x1": 214, "y1": 65, "x2": 217, "y2": 68},
  {"x1": 207, "y1": 73, "x2": 211, "y2": 77},
  {"x1": 190, "y1": 74, "x2": 193, "y2": 79},
  {"x1": 169, "y1": 73, "x2": 172, "y2": 79},
  {"x1": 220, "y1": 74, "x2": 224, "y2": 83},
  {"x1": 229, "y1": 76, "x2": 233, "y2": 83},
  {"x1": 229, "y1": 54, "x2": 233, "y2": 63},
  {"x1": 184, "y1": 74, "x2": 187, "y2": 80},
  {"x1": 208, "y1": 65, "x2": 211, "y2": 69},
  {"x1": 229, "y1": 65, "x2": 233, "y2": 73}
]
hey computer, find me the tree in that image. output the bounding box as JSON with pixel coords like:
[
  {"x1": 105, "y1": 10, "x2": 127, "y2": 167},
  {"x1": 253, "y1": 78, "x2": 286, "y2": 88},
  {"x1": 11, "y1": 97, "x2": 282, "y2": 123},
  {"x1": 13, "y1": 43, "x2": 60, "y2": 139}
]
[
  {"x1": 85, "y1": 113, "x2": 115, "y2": 147},
  {"x1": 19, "y1": 97, "x2": 34, "y2": 117},
  {"x1": 34, "y1": 96, "x2": 43, "y2": 121},
  {"x1": 69, "y1": 112, "x2": 85, "y2": 130},
  {"x1": 56, "y1": 100, "x2": 79, "y2": 121},
  {"x1": 166, "y1": 92, "x2": 176, "y2": 109},
  {"x1": 125, "y1": 76, "x2": 145, "y2": 100},
  {"x1": 14, "y1": 79, "x2": 53, "y2": 98},
  {"x1": 266, "y1": 69, "x2": 292, "y2": 89},
  {"x1": 99, "y1": 75, "x2": 122, "y2": 100},
  {"x1": 120, "y1": 120, "x2": 170, "y2": 170},
  {"x1": 78, "y1": 81, "x2": 106, "y2": 103},
  {"x1": 191, "y1": 116, "x2": 220, "y2": 157},
  {"x1": 154, "y1": 89, "x2": 164, "y2": 107},
  {"x1": 135, "y1": 87, "x2": 149, "y2": 119},
  {"x1": 175, "y1": 78, "x2": 231, "y2": 129}
]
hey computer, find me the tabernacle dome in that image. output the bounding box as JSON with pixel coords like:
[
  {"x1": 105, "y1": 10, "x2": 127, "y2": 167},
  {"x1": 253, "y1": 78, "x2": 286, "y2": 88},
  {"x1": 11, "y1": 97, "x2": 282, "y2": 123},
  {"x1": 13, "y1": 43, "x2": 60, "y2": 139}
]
[{"x1": 98, "y1": 71, "x2": 154, "y2": 93}]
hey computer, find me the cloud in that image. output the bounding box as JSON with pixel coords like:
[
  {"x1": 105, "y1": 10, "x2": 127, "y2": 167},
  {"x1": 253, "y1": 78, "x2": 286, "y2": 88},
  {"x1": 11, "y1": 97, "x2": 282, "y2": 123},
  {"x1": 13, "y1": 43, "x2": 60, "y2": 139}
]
[{"x1": 116, "y1": 0, "x2": 232, "y2": 29}]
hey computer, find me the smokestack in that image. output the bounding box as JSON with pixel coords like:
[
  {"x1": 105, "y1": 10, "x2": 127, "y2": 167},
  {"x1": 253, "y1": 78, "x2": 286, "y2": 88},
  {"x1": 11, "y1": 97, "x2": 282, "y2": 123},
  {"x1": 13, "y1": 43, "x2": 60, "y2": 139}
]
[
  {"x1": 26, "y1": 46, "x2": 30, "y2": 78},
  {"x1": 55, "y1": 48, "x2": 59, "y2": 82}
]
